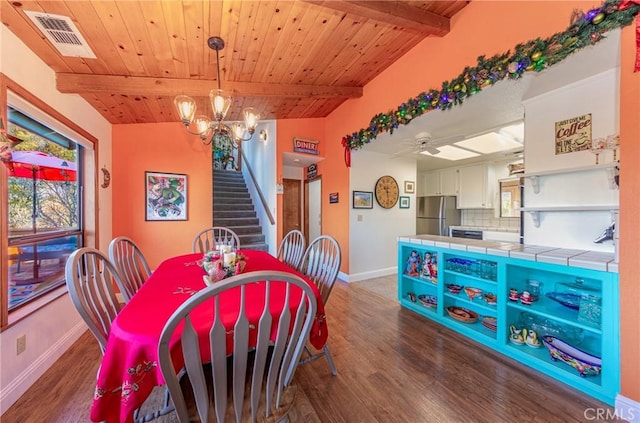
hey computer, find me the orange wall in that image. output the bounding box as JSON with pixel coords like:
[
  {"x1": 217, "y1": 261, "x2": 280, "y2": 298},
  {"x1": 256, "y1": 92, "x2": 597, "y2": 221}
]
[
  {"x1": 619, "y1": 24, "x2": 640, "y2": 401},
  {"x1": 274, "y1": 118, "x2": 351, "y2": 272},
  {"x1": 112, "y1": 123, "x2": 213, "y2": 268},
  {"x1": 274, "y1": 118, "x2": 326, "y2": 246}
]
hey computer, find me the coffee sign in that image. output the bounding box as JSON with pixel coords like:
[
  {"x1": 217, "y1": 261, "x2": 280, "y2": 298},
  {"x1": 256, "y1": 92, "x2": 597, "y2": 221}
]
[{"x1": 555, "y1": 113, "x2": 592, "y2": 155}]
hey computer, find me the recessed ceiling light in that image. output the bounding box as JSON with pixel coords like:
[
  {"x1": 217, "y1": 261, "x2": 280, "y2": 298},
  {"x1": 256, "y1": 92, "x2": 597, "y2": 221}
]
[
  {"x1": 420, "y1": 145, "x2": 481, "y2": 161},
  {"x1": 454, "y1": 132, "x2": 523, "y2": 154},
  {"x1": 293, "y1": 159, "x2": 300, "y2": 162}
]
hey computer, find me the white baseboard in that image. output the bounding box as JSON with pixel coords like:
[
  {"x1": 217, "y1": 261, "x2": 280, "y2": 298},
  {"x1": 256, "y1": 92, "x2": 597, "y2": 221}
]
[
  {"x1": 338, "y1": 267, "x2": 397, "y2": 283},
  {"x1": 615, "y1": 394, "x2": 640, "y2": 422},
  {"x1": 0, "y1": 321, "x2": 87, "y2": 413}
]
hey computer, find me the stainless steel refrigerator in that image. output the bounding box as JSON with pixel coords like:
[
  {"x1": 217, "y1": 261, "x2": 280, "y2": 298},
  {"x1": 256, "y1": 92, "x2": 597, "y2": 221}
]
[{"x1": 416, "y1": 196, "x2": 461, "y2": 236}]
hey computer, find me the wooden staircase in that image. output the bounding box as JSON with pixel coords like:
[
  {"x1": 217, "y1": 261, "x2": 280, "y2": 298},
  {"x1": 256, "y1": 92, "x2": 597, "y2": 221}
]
[{"x1": 213, "y1": 169, "x2": 268, "y2": 251}]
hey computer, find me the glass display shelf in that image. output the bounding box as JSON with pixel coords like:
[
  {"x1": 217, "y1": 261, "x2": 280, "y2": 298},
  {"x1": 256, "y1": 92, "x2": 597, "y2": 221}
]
[
  {"x1": 443, "y1": 256, "x2": 498, "y2": 283},
  {"x1": 506, "y1": 299, "x2": 602, "y2": 335}
]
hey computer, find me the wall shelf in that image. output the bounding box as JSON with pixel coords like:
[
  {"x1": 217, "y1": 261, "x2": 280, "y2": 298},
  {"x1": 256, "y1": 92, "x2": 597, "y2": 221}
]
[
  {"x1": 523, "y1": 162, "x2": 619, "y2": 193},
  {"x1": 519, "y1": 205, "x2": 619, "y2": 227}
]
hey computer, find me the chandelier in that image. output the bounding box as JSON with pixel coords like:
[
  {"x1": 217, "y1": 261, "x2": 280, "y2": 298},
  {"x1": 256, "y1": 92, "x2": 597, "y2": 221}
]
[{"x1": 174, "y1": 36, "x2": 260, "y2": 146}]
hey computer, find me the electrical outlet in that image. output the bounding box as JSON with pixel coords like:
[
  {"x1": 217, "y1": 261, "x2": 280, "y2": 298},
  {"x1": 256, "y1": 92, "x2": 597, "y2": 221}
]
[{"x1": 16, "y1": 335, "x2": 26, "y2": 355}]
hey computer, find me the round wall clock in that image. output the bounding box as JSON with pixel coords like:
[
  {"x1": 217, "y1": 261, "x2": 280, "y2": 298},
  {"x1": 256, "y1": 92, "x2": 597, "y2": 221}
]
[{"x1": 375, "y1": 175, "x2": 399, "y2": 208}]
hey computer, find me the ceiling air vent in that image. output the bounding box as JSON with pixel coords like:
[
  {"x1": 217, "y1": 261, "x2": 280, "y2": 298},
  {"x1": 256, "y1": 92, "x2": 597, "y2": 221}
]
[{"x1": 24, "y1": 11, "x2": 96, "y2": 59}]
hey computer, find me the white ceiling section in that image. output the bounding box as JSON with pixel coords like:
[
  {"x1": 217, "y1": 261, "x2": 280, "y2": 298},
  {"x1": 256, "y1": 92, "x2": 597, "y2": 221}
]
[
  {"x1": 365, "y1": 30, "x2": 621, "y2": 172},
  {"x1": 420, "y1": 144, "x2": 480, "y2": 161},
  {"x1": 282, "y1": 152, "x2": 325, "y2": 168},
  {"x1": 453, "y1": 131, "x2": 523, "y2": 154}
]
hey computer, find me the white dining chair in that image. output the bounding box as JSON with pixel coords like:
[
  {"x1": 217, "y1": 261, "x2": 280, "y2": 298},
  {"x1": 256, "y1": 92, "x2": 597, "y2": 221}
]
[
  {"x1": 276, "y1": 229, "x2": 306, "y2": 269},
  {"x1": 157, "y1": 270, "x2": 317, "y2": 423},
  {"x1": 298, "y1": 235, "x2": 341, "y2": 376},
  {"x1": 108, "y1": 236, "x2": 152, "y2": 302},
  {"x1": 192, "y1": 226, "x2": 240, "y2": 254},
  {"x1": 65, "y1": 247, "x2": 126, "y2": 354},
  {"x1": 66, "y1": 248, "x2": 175, "y2": 423}
]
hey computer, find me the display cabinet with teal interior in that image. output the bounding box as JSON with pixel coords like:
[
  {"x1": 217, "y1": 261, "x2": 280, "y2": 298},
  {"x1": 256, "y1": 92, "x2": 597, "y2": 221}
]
[{"x1": 397, "y1": 238, "x2": 619, "y2": 405}]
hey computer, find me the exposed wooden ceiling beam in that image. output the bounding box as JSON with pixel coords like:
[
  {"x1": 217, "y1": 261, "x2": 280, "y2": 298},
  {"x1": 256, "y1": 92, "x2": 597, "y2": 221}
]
[
  {"x1": 56, "y1": 73, "x2": 363, "y2": 98},
  {"x1": 304, "y1": 1, "x2": 450, "y2": 36}
]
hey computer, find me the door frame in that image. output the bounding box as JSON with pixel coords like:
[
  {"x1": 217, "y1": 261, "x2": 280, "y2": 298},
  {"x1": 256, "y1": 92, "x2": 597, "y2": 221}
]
[{"x1": 304, "y1": 175, "x2": 322, "y2": 243}]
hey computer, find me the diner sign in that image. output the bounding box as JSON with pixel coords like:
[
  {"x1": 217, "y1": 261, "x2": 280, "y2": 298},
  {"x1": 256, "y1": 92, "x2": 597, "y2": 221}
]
[
  {"x1": 555, "y1": 113, "x2": 592, "y2": 155},
  {"x1": 293, "y1": 137, "x2": 319, "y2": 155}
]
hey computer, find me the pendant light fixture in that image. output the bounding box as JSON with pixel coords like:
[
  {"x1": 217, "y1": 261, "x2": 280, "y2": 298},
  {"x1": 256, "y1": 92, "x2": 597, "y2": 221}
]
[{"x1": 174, "y1": 36, "x2": 260, "y2": 146}]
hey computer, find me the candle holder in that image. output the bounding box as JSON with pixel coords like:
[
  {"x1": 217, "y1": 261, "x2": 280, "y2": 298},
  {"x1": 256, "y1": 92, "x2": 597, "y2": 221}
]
[
  {"x1": 589, "y1": 137, "x2": 606, "y2": 165},
  {"x1": 202, "y1": 252, "x2": 247, "y2": 285},
  {"x1": 605, "y1": 134, "x2": 619, "y2": 161}
]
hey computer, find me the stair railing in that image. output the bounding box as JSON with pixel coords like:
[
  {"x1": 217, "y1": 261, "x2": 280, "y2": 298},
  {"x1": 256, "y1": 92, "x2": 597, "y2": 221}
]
[{"x1": 240, "y1": 154, "x2": 275, "y2": 225}]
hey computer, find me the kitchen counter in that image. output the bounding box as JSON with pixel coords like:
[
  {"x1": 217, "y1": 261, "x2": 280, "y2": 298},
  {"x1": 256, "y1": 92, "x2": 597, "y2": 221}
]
[{"x1": 398, "y1": 234, "x2": 617, "y2": 273}]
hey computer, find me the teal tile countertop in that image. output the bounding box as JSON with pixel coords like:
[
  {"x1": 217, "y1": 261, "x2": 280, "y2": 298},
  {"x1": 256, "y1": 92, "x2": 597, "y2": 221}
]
[{"x1": 398, "y1": 234, "x2": 617, "y2": 273}]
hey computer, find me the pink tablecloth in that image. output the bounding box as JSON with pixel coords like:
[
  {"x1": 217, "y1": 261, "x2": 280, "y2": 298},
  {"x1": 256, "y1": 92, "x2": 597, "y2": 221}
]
[{"x1": 90, "y1": 249, "x2": 328, "y2": 423}]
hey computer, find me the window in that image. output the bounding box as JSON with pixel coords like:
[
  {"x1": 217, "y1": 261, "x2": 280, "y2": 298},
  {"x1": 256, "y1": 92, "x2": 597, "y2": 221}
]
[
  {"x1": 1, "y1": 77, "x2": 98, "y2": 327},
  {"x1": 5, "y1": 106, "x2": 83, "y2": 311},
  {"x1": 500, "y1": 179, "x2": 521, "y2": 218}
]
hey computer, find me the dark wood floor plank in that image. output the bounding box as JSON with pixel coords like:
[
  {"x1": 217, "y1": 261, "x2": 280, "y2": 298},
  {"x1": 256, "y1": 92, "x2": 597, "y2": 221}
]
[{"x1": 2, "y1": 276, "x2": 617, "y2": 422}]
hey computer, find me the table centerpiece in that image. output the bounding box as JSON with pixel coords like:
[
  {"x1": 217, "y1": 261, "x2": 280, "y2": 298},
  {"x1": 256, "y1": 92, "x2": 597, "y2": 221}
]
[{"x1": 199, "y1": 249, "x2": 247, "y2": 286}]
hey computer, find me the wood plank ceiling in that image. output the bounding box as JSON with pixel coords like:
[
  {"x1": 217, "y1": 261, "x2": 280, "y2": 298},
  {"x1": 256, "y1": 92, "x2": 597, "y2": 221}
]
[{"x1": 1, "y1": 1, "x2": 469, "y2": 124}]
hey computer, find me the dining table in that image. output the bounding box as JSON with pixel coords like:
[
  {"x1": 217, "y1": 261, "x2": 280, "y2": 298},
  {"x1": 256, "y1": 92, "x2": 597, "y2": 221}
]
[{"x1": 90, "y1": 249, "x2": 328, "y2": 423}]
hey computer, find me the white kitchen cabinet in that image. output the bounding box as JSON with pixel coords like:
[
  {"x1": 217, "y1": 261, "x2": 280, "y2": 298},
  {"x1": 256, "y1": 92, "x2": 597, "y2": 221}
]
[
  {"x1": 421, "y1": 168, "x2": 458, "y2": 196},
  {"x1": 440, "y1": 167, "x2": 458, "y2": 196},
  {"x1": 417, "y1": 172, "x2": 428, "y2": 196},
  {"x1": 457, "y1": 163, "x2": 496, "y2": 208}
]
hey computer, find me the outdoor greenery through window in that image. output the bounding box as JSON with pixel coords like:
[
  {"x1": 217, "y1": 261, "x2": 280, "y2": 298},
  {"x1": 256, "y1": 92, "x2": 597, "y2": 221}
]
[{"x1": 5, "y1": 106, "x2": 83, "y2": 311}]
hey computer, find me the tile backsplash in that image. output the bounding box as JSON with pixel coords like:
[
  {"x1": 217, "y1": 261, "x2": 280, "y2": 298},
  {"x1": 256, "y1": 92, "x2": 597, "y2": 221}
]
[{"x1": 461, "y1": 209, "x2": 520, "y2": 230}]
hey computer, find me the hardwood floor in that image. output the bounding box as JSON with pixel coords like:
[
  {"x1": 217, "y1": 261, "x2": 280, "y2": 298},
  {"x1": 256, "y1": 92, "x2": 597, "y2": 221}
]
[{"x1": 3, "y1": 275, "x2": 617, "y2": 422}]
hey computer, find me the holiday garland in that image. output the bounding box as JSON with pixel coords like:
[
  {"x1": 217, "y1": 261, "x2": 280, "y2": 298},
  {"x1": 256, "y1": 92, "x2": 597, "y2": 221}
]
[{"x1": 341, "y1": 0, "x2": 640, "y2": 167}]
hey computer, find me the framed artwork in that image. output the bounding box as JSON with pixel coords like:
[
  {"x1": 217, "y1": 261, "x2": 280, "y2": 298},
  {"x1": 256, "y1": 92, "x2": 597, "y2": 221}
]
[
  {"x1": 329, "y1": 192, "x2": 339, "y2": 203},
  {"x1": 404, "y1": 180, "x2": 415, "y2": 194},
  {"x1": 353, "y1": 191, "x2": 373, "y2": 209},
  {"x1": 399, "y1": 196, "x2": 410, "y2": 209},
  {"x1": 145, "y1": 171, "x2": 188, "y2": 221}
]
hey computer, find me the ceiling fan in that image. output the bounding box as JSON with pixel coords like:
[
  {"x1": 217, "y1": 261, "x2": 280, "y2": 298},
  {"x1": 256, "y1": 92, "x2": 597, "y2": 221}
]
[{"x1": 393, "y1": 132, "x2": 462, "y2": 157}]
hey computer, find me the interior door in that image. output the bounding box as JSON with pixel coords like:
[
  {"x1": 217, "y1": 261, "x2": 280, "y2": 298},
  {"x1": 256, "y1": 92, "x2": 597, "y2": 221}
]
[
  {"x1": 305, "y1": 177, "x2": 322, "y2": 243},
  {"x1": 283, "y1": 178, "x2": 302, "y2": 235}
]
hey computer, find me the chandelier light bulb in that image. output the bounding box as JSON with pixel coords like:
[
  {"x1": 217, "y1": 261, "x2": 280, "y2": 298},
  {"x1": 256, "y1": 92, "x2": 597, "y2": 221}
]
[
  {"x1": 210, "y1": 89, "x2": 231, "y2": 122},
  {"x1": 174, "y1": 95, "x2": 197, "y2": 125},
  {"x1": 231, "y1": 122, "x2": 246, "y2": 140},
  {"x1": 243, "y1": 107, "x2": 260, "y2": 134},
  {"x1": 193, "y1": 115, "x2": 212, "y2": 138}
]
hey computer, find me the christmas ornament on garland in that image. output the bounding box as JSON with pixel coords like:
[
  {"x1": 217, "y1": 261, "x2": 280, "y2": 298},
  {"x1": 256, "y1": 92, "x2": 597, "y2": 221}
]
[{"x1": 341, "y1": 0, "x2": 640, "y2": 167}]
